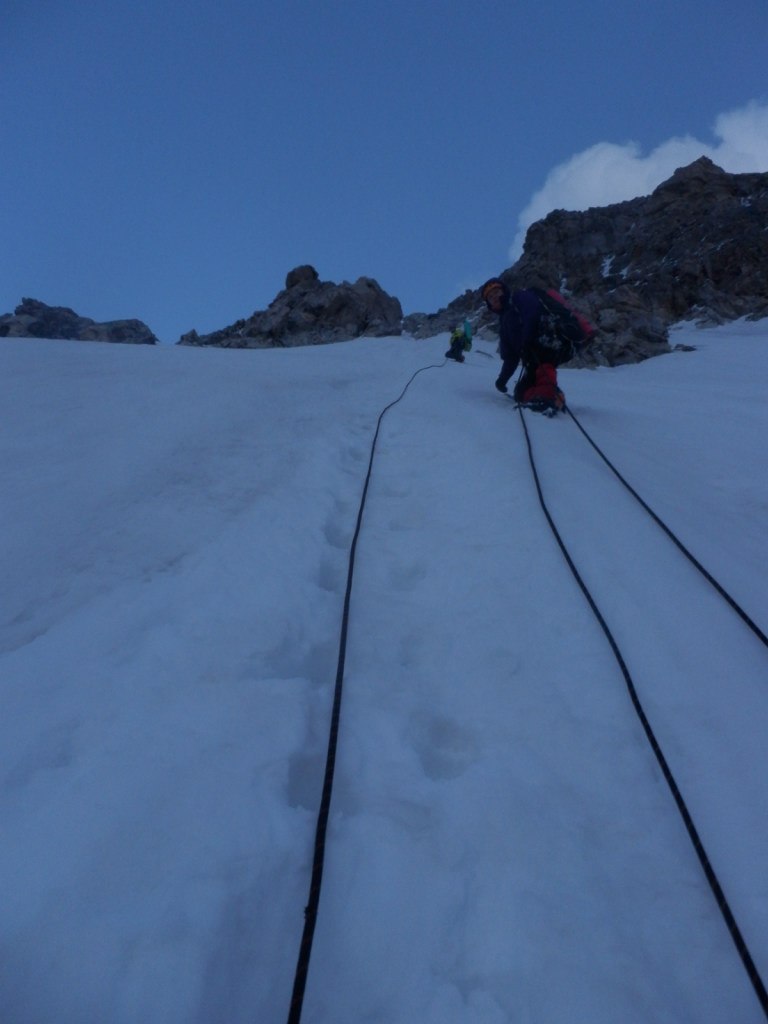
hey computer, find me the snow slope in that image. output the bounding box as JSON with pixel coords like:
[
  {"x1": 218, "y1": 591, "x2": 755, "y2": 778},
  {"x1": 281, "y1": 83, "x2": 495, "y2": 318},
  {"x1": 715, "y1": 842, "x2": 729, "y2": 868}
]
[{"x1": 1, "y1": 320, "x2": 766, "y2": 1023}]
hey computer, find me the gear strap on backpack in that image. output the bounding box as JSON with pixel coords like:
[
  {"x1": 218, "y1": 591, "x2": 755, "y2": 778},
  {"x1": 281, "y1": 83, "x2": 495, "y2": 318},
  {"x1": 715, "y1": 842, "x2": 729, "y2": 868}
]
[{"x1": 531, "y1": 287, "x2": 595, "y2": 365}]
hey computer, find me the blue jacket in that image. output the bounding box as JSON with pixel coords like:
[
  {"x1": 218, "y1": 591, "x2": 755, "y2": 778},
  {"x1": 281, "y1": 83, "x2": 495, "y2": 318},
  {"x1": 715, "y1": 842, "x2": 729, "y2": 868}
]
[{"x1": 497, "y1": 289, "x2": 542, "y2": 388}]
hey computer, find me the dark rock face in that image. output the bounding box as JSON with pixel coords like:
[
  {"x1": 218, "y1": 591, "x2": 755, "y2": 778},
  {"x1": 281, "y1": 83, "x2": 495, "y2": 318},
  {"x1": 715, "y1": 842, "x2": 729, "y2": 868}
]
[
  {"x1": 0, "y1": 298, "x2": 157, "y2": 345},
  {"x1": 178, "y1": 267, "x2": 403, "y2": 348},
  {"x1": 284, "y1": 265, "x2": 320, "y2": 290},
  {"x1": 418, "y1": 157, "x2": 768, "y2": 365}
]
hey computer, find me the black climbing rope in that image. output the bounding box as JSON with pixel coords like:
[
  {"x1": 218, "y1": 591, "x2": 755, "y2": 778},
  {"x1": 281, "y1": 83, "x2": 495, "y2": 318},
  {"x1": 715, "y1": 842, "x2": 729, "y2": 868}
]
[
  {"x1": 517, "y1": 405, "x2": 768, "y2": 1020},
  {"x1": 286, "y1": 361, "x2": 444, "y2": 1024},
  {"x1": 566, "y1": 406, "x2": 768, "y2": 650}
]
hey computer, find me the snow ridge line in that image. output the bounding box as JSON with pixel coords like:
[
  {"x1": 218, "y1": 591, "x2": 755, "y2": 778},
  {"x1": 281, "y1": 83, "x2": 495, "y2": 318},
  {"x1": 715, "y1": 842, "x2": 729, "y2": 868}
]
[
  {"x1": 565, "y1": 406, "x2": 768, "y2": 650},
  {"x1": 516, "y1": 405, "x2": 768, "y2": 1020},
  {"x1": 287, "y1": 359, "x2": 446, "y2": 1024}
]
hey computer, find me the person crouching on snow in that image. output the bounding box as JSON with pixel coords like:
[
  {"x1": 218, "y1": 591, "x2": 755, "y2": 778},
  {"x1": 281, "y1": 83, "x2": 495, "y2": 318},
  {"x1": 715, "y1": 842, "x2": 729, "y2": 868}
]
[
  {"x1": 445, "y1": 320, "x2": 472, "y2": 362},
  {"x1": 481, "y1": 277, "x2": 566, "y2": 411}
]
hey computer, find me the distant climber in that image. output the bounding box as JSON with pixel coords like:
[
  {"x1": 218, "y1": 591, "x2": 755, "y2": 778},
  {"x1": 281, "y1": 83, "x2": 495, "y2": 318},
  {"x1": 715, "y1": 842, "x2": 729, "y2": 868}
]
[{"x1": 445, "y1": 319, "x2": 473, "y2": 362}]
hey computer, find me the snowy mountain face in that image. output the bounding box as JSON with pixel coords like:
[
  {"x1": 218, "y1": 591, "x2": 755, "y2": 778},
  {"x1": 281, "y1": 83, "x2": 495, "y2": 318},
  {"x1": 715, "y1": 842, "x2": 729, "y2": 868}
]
[{"x1": 1, "y1": 322, "x2": 767, "y2": 1023}]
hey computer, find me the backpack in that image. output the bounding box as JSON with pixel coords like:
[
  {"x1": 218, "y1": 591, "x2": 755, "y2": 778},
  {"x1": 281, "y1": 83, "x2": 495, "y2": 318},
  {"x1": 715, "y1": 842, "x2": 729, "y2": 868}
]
[
  {"x1": 451, "y1": 319, "x2": 473, "y2": 351},
  {"x1": 531, "y1": 287, "x2": 595, "y2": 363},
  {"x1": 462, "y1": 318, "x2": 473, "y2": 351}
]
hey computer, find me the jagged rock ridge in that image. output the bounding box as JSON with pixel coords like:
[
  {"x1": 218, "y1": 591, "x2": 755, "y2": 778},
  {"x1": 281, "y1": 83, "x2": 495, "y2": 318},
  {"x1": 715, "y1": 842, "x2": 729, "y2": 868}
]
[
  {"x1": 0, "y1": 298, "x2": 157, "y2": 345},
  {"x1": 407, "y1": 157, "x2": 768, "y2": 365},
  {"x1": 178, "y1": 266, "x2": 403, "y2": 348},
  {"x1": 4, "y1": 159, "x2": 766, "y2": 362}
]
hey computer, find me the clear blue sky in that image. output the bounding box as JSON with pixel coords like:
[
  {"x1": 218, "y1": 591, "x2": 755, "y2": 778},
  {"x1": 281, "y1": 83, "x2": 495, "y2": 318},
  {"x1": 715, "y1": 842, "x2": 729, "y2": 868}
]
[{"x1": 2, "y1": 0, "x2": 767, "y2": 341}]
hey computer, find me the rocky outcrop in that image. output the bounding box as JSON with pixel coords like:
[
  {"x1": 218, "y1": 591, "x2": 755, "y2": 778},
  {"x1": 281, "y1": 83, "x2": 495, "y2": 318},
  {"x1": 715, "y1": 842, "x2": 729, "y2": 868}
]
[
  {"x1": 178, "y1": 267, "x2": 403, "y2": 348},
  {"x1": 8, "y1": 159, "x2": 765, "y2": 363},
  {"x1": 0, "y1": 298, "x2": 157, "y2": 344},
  {"x1": 418, "y1": 157, "x2": 768, "y2": 365}
]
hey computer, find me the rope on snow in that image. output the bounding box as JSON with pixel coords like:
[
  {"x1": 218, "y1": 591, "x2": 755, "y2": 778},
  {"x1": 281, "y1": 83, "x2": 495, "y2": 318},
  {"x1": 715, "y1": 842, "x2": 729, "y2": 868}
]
[
  {"x1": 286, "y1": 360, "x2": 444, "y2": 1024},
  {"x1": 517, "y1": 404, "x2": 768, "y2": 1020},
  {"x1": 565, "y1": 406, "x2": 768, "y2": 651}
]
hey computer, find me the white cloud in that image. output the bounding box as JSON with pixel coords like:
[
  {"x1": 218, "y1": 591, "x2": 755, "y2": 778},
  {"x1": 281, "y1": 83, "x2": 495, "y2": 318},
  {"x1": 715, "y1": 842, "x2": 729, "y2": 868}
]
[{"x1": 510, "y1": 99, "x2": 768, "y2": 259}]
